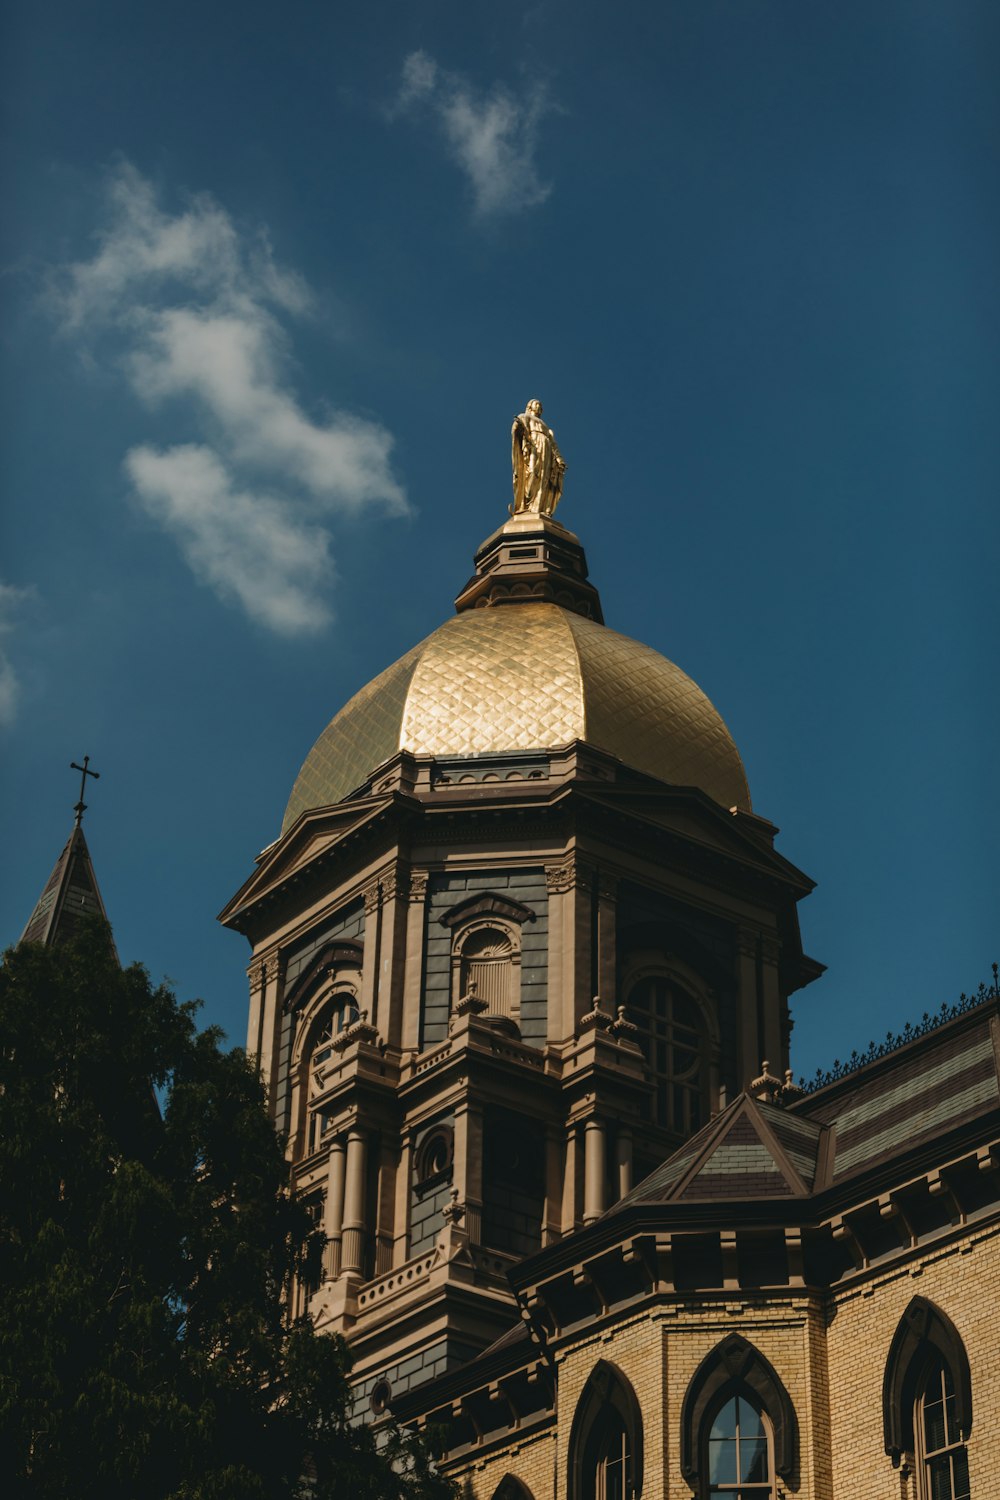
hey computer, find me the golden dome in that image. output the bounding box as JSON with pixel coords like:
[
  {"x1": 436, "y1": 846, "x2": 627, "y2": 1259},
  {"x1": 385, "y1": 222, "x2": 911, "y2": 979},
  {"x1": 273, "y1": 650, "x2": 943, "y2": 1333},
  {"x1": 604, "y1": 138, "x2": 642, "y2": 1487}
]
[{"x1": 282, "y1": 600, "x2": 750, "y2": 832}]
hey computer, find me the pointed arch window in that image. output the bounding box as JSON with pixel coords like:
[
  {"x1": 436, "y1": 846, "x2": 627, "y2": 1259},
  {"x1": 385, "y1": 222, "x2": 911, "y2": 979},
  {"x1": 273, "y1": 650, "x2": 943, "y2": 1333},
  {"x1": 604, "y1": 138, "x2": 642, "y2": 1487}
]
[
  {"x1": 681, "y1": 1334, "x2": 796, "y2": 1499},
  {"x1": 627, "y1": 976, "x2": 707, "y2": 1135},
  {"x1": 306, "y1": 994, "x2": 359, "y2": 1151},
  {"x1": 568, "y1": 1360, "x2": 643, "y2": 1500},
  {"x1": 883, "y1": 1297, "x2": 973, "y2": 1497},
  {"x1": 915, "y1": 1355, "x2": 971, "y2": 1499},
  {"x1": 706, "y1": 1394, "x2": 773, "y2": 1497}
]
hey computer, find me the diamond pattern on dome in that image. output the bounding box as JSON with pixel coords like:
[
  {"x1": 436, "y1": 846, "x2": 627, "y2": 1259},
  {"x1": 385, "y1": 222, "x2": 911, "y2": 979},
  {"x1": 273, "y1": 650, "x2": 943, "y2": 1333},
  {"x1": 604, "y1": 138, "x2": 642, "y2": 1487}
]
[
  {"x1": 281, "y1": 639, "x2": 426, "y2": 831},
  {"x1": 282, "y1": 598, "x2": 750, "y2": 830},
  {"x1": 401, "y1": 606, "x2": 585, "y2": 757},
  {"x1": 566, "y1": 614, "x2": 751, "y2": 811}
]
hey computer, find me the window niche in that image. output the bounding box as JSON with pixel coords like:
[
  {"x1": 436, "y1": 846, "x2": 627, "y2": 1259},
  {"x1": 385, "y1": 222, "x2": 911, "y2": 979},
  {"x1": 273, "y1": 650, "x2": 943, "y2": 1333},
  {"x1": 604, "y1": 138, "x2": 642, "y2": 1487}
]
[
  {"x1": 284, "y1": 941, "x2": 363, "y2": 1158},
  {"x1": 568, "y1": 1360, "x2": 643, "y2": 1500},
  {"x1": 439, "y1": 891, "x2": 535, "y2": 1029},
  {"x1": 409, "y1": 1118, "x2": 455, "y2": 1259},
  {"x1": 883, "y1": 1296, "x2": 972, "y2": 1496},
  {"x1": 680, "y1": 1334, "x2": 797, "y2": 1498}
]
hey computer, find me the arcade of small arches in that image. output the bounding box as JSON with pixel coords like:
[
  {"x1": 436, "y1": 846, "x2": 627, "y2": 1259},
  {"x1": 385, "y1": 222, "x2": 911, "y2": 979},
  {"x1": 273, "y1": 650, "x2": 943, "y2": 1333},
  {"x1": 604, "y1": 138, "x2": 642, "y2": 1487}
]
[{"x1": 482, "y1": 1298, "x2": 972, "y2": 1500}]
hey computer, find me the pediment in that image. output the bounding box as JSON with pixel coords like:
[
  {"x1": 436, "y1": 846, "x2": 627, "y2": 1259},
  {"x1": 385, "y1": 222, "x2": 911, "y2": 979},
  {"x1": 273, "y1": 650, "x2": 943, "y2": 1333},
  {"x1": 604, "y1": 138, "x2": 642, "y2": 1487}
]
[
  {"x1": 574, "y1": 782, "x2": 813, "y2": 891},
  {"x1": 219, "y1": 797, "x2": 396, "y2": 927}
]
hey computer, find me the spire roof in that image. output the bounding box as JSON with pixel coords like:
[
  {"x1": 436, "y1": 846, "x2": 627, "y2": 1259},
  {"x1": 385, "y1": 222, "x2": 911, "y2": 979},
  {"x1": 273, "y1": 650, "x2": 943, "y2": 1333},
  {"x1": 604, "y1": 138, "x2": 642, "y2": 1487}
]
[{"x1": 20, "y1": 822, "x2": 117, "y2": 957}]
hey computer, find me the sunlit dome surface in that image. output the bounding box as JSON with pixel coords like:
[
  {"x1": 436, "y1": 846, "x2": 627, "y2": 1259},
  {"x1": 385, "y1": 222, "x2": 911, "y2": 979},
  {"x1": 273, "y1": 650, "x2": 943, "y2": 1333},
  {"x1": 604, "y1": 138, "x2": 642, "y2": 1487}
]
[{"x1": 282, "y1": 601, "x2": 750, "y2": 832}]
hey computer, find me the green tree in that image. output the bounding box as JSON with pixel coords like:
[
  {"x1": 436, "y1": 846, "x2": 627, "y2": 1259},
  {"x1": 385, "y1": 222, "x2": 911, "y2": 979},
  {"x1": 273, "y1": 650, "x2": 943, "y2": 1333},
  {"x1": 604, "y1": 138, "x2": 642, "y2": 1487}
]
[{"x1": 0, "y1": 922, "x2": 455, "y2": 1500}]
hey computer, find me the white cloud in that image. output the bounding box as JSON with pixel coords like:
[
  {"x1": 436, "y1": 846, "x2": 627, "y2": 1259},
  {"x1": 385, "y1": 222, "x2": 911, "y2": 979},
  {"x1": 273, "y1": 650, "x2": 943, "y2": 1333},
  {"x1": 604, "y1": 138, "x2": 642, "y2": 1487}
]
[
  {"x1": 392, "y1": 51, "x2": 552, "y2": 218},
  {"x1": 0, "y1": 583, "x2": 34, "y2": 728},
  {"x1": 53, "y1": 162, "x2": 406, "y2": 633},
  {"x1": 125, "y1": 445, "x2": 333, "y2": 636}
]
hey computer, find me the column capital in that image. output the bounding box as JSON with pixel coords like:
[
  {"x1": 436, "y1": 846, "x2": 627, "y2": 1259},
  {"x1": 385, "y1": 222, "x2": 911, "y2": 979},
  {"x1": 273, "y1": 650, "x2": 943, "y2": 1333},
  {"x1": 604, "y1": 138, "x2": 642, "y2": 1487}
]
[
  {"x1": 363, "y1": 880, "x2": 382, "y2": 915},
  {"x1": 248, "y1": 958, "x2": 265, "y2": 995}
]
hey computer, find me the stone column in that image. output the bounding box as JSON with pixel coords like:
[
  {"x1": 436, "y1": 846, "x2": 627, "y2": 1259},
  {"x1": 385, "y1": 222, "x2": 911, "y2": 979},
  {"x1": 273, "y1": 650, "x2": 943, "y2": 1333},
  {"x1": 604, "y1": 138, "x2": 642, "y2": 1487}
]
[
  {"x1": 246, "y1": 957, "x2": 265, "y2": 1060},
  {"x1": 323, "y1": 1137, "x2": 346, "y2": 1279},
  {"x1": 759, "y1": 934, "x2": 785, "y2": 1074},
  {"x1": 401, "y1": 872, "x2": 428, "y2": 1051},
  {"x1": 377, "y1": 865, "x2": 410, "y2": 1049},
  {"x1": 454, "y1": 1101, "x2": 484, "y2": 1245},
  {"x1": 596, "y1": 873, "x2": 618, "y2": 1005},
  {"x1": 340, "y1": 1127, "x2": 368, "y2": 1277},
  {"x1": 545, "y1": 855, "x2": 594, "y2": 1039},
  {"x1": 562, "y1": 1125, "x2": 579, "y2": 1234},
  {"x1": 543, "y1": 1127, "x2": 563, "y2": 1246},
  {"x1": 615, "y1": 1125, "x2": 633, "y2": 1202},
  {"x1": 583, "y1": 1115, "x2": 606, "y2": 1225},
  {"x1": 737, "y1": 926, "x2": 761, "y2": 1089},
  {"x1": 360, "y1": 882, "x2": 383, "y2": 1031}
]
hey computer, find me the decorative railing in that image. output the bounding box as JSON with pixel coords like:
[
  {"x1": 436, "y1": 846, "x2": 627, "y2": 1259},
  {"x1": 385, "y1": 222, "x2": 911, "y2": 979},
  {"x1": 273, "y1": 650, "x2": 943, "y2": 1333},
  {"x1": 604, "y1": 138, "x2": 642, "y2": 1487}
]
[{"x1": 799, "y1": 964, "x2": 999, "y2": 1093}]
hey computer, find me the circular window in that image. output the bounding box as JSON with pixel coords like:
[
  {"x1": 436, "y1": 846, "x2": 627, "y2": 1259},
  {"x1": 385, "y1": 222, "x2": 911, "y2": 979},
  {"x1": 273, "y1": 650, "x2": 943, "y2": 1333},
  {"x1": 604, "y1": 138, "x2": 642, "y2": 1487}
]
[
  {"x1": 370, "y1": 1377, "x2": 392, "y2": 1415},
  {"x1": 415, "y1": 1125, "x2": 454, "y2": 1187}
]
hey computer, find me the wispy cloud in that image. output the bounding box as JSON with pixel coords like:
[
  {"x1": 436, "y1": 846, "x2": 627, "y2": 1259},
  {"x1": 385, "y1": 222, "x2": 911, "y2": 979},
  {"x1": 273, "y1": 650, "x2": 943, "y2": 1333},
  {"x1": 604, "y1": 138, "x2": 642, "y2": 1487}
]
[
  {"x1": 0, "y1": 583, "x2": 34, "y2": 728},
  {"x1": 391, "y1": 52, "x2": 552, "y2": 218},
  {"x1": 51, "y1": 162, "x2": 406, "y2": 635}
]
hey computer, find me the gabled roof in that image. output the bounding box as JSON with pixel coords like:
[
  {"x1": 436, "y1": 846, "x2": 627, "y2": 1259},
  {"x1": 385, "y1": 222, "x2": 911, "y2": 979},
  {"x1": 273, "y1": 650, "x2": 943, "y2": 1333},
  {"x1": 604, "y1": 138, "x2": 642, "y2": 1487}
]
[
  {"x1": 612, "y1": 1093, "x2": 824, "y2": 1210},
  {"x1": 20, "y1": 823, "x2": 117, "y2": 957}
]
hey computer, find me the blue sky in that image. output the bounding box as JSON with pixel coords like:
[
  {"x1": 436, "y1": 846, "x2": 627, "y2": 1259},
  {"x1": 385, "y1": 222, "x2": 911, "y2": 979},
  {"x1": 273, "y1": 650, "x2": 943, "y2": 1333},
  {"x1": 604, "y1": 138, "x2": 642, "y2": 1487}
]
[{"x1": 2, "y1": 1, "x2": 997, "y2": 1082}]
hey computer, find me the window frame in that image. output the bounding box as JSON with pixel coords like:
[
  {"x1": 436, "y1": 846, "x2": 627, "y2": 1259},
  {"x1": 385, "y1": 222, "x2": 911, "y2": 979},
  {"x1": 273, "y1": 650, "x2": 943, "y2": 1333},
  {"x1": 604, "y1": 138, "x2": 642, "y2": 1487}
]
[
  {"x1": 882, "y1": 1296, "x2": 973, "y2": 1472},
  {"x1": 680, "y1": 1334, "x2": 797, "y2": 1494}
]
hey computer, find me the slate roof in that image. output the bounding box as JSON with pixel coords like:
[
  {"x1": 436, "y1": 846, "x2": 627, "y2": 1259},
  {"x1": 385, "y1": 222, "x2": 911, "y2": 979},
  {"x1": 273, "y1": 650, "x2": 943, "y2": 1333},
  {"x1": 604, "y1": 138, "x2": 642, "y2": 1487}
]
[
  {"x1": 19, "y1": 823, "x2": 117, "y2": 956},
  {"x1": 612, "y1": 1094, "x2": 823, "y2": 1210},
  {"x1": 609, "y1": 993, "x2": 999, "y2": 1216}
]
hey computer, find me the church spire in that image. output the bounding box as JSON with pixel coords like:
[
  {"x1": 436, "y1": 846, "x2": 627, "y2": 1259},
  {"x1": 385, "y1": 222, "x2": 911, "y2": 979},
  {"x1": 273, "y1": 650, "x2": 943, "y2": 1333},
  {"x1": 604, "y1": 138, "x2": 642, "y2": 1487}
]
[{"x1": 19, "y1": 758, "x2": 117, "y2": 956}]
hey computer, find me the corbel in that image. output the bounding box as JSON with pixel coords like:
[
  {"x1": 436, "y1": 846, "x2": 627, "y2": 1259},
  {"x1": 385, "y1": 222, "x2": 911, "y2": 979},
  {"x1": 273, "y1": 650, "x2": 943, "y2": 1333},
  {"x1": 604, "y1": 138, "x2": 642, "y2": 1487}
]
[
  {"x1": 879, "y1": 1193, "x2": 915, "y2": 1249},
  {"x1": 926, "y1": 1169, "x2": 963, "y2": 1223},
  {"x1": 489, "y1": 1379, "x2": 521, "y2": 1431},
  {"x1": 829, "y1": 1214, "x2": 867, "y2": 1270},
  {"x1": 720, "y1": 1230, "x2": 740, "y2": 1291},
  {"x1": 784, "y1": 1227, "x2": 805, "y2": 1286},
  {"x1": 572, "y1": 1263, "x2": 607, "y2": 1317}
]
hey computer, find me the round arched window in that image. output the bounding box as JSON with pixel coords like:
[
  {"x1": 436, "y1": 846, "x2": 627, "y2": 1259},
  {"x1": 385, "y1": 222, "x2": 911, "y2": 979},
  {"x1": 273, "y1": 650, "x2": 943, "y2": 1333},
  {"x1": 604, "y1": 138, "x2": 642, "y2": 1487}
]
[{"x1": 627, "y1": 977, "x2": 705, "y2": 1136}]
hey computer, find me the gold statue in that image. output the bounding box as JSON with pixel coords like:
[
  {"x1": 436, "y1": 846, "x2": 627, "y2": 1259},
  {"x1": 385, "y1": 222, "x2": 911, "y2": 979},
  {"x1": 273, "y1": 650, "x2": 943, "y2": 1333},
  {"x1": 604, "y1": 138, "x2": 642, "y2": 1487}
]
[{"x1": 511, "y1": 399, "x2": 566, "y2": 517}]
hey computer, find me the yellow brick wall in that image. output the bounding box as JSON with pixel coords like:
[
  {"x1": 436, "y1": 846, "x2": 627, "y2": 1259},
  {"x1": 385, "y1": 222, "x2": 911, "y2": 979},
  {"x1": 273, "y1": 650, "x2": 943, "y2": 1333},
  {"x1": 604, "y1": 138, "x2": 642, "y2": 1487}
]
[
  {"x1": 446, "y1": 1224, "x2": 999, "y2": 1498},
  {"x1": 827, "y1": 1223, "x2": 1000, "y2": 1499}
]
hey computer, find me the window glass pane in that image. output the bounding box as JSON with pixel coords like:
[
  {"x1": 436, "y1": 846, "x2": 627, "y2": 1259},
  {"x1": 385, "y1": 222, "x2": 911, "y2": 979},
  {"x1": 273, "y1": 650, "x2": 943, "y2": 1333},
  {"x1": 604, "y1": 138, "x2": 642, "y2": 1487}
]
[
  {"x1": 740, "y1": 1438, "x2": 769, "y2": 1482},
  {"x1": 951, "y1": 1445, "x2": 971, "y2": 1500},
  {"x1": 923, "y1": 1396, "x2": 947, "y2": 1453},
  {"x1": 710, "y1": 1398, "x2": 738, "y2": 1439},
  {"x1": 709, "y1": 1438, "x2": 738, "y2": 1483},
  {"x1": 737, "y1": 1398, "x2": 764, "y2": 1439},
  {"x1": 944, "y1": 1392, "x2": 960, "y2": 1446},
  {"x1": 926, "y1": 1453, "x2": 952, "y2": 1500},
  {"x1": 672, "y1": 994, "x2": 700, "y2": 1029}
]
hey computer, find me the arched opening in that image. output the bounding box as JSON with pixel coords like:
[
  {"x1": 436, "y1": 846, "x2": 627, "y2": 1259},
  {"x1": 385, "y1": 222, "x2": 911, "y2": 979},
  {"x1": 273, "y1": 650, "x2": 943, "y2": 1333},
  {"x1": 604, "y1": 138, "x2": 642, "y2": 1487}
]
[
  {"x1": 568, "y1": 1360, "x2": 643, "y2": 1500},
  {"x1": 627, "y1": 974, "x2": 708, "y2": 1136},
  {"x1": 304, "y1": 993, "x2": 360, "y2": 1152},
  {"x1": 490, "y1": 1478, "x2": 536, "y2": 1500},
  {"x1": 681, "y1": 1334, "x2": 796, "y2": 1495},
  {"x1": 457, "y1": 923, "x2": 515, "y2": 1019},
  {"x1": 883, "y1": 1296, "x2": 973, "y2": 1493}
]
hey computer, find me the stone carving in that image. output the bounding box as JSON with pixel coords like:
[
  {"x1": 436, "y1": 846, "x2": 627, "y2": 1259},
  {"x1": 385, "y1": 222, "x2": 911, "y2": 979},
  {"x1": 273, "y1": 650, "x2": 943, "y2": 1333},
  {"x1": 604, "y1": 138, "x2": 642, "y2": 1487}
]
[
  {"x1": 248, "y1": 958, "x2": 264, "y2": 995},
  {"x1": 511, "y1": 399, "x2": 566, "y2": 517}
]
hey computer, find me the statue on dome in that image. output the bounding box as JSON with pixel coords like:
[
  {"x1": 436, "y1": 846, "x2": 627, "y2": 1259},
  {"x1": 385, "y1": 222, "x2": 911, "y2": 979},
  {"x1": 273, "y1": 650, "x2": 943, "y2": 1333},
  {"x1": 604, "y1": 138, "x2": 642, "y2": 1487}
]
[{"x1": 511, "y1": 398, "x2": 566, "y2": 518}]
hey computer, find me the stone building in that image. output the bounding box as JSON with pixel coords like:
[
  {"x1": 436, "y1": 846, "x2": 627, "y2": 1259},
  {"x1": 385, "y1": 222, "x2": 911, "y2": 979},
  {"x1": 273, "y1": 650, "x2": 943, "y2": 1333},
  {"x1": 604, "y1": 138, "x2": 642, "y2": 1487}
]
[{"x1": 220, "y1": 508, "x2": 999, "y2": 1500}]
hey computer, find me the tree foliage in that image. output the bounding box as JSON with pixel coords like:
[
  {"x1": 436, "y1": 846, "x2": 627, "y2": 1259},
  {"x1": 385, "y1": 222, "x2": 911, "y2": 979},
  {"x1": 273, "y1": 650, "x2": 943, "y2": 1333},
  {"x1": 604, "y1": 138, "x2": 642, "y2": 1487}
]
[{"x1": 0, "y1": 923, "x2": 455, "y2": 1499}]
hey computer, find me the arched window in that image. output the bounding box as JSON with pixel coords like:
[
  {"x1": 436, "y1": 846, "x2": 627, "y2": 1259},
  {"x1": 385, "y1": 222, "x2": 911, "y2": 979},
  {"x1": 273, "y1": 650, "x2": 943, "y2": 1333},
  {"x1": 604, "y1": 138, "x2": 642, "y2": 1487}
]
[
  {"x1": 568, "y1": 1360, "x2": 643, "y2": 1500},
  {"x1": 305, "y1": 994, "x2": 359, "y2": 1151},
  {"x1": 705, "y1": 1394, "x2": 773, "y2": 1497},
  {"x1": 883, "y1": 1297, "x2": 972, "y2": 1494},
  {"x1": 490, "y1": 1479, "x2": 536, "y2": 1500},
  {"x1": 627, "y1": 976, "x2": 707, "y2": 1135},
  {"x1": 681, "y1": 1335, "x2": 796, "y2": 1497},
  {"x1": 915, "y1": 1355, "x2": 971, "y2": 1499}
]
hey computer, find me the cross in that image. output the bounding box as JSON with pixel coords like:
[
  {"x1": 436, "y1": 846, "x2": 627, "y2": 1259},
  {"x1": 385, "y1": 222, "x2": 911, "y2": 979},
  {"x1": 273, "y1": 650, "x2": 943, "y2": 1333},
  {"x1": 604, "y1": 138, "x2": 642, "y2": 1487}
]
[{"x1": 70, "y1": 755, "x2": 100, "y2": 826}]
